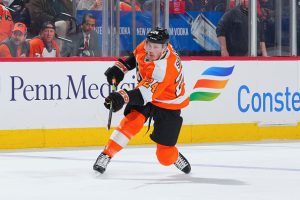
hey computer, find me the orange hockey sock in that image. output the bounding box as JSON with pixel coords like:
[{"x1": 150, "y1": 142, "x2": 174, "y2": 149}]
[
  {"x1": 103, "y1": 110, "x2": 145, "y2": 157},
  {"x1": 103, "y1": 140, "x2": 123, "y2": 157},
  {"x1": 156, "y1": 144, "x2": 179, "y2": 166},
  {"x1": 116, "y1": 110, "x2": 146, "y2": 138}
]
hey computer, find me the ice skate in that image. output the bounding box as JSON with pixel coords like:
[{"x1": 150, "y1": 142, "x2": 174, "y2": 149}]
[
  {"x1": 93, "y1": 152, "x2": 111, "y2": 174},
  {"x1": 174, "y1": 152, "x2": 191, "y2": 174}
]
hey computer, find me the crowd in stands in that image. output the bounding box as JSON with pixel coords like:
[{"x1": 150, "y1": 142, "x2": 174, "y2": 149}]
[
  {"x1": 1, "y1": 0, "x2": 87, "y2": 58},
  {"x1": 0, "y1": 0, "x2": 288, "y2": 58},
  {"x1": 217, "y1": 0, "x2": 268, "y2": 56},
  {"x1": 75, "y1": 0, "x2": 227, "y2": 12}
]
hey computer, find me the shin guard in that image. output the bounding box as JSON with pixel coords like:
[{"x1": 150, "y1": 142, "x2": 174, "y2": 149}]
[
  {"x1": 104, "y1": 110, "x2": 145, "y2": 157},
  {"x1": 116, "y1": 110, "x2": 145, "y2": 138},
  {"x1": 156, "y1": 144, "x2": 179, "y2": 166}
]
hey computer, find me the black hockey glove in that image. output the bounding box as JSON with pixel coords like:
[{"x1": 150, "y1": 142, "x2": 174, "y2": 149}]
[
  {"x1": 104, "y1": 89, "x2": 144, "y2": 112},
  {"x1": 105, "y1": 59, "x2": 129, "y2": 86},
  {"x1": 105, "y1": 54, "x2": 137, "y2": 86},
  {"x1": 104, "y1": 90, "x2": 129, "y2": 112}
]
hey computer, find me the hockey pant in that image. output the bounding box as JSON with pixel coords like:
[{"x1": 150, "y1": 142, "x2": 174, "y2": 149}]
[{"x1": 103, "y1": 109, "x2": 179, "y2": 166}]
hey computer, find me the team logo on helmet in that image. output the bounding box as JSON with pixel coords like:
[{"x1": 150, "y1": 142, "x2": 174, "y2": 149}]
[{"x1": 147, "y1": 27, "x2": 169, "y2": 44}]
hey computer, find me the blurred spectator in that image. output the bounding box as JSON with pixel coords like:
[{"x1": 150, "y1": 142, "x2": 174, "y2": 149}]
[
  {"x1": 142, "y1": 0, "x2": 163, "y2": 11},
  {"x1": 0, "y1": 1, "x2": 14, "y2": 42},
  {"x1": 7, "y1": 0, "x2": 31, "y2": 29},
  {"x1": 260, "y1": 0, "x2": 274, "y2": 20},
  {"x1": 183, "y1": 0, "x2": 226, "y2": 12},
  {"x1": 229, "y1": 0, "x2": 236, "y2": 9},
  {"x1": 0, "y1": 22, "x2": 29, "y2": 57},
  {"x1": 208, "y1": 0, "x2": 226, "y2": 12},
  {"x1": 143, "y1": 0, "x2": 185, "y2": 12},
  {"x1": 25, "y1": 0, "x2": 73, "y2": 50},
  {"x1": 198, "y1": 0, "x2": 209, "y2": 12},
  {"x1": 77, "y1": 0, "x2": 102, "y2": 10},
  {"x1": 184, "y1": 0, "x2": 198, "y2": 11},
  {"x1": 29, "y1": 21, "x2": 60, "y2": 57},
  {"x1": 62, "y1": 13, "x2": 100, "y2": 57},
  {"x1": 259, "y1": 0, "x2": 275, "y2": 49},
  {"x1": 120, "y1": 0, "x2": 141, "y2": 11},
  {"x1": 142, "y1": 0, "x2": 226, "y2": 13},
  {"x1": 216, "y1": 0, "x2": 267, "y2": 56},
  {"x1": 184, "y1": 0, "x2": 192, "y2": 9}
]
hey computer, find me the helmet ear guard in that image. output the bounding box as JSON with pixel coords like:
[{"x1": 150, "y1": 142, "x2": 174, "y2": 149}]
[{"x1": 146, "y1": 27, "x2": 169, "y2": 44}]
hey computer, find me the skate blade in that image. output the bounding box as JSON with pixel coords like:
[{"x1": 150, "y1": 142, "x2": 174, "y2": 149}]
[{"x1": 93, "y1": 171, "x2": 103, "y2": 177}]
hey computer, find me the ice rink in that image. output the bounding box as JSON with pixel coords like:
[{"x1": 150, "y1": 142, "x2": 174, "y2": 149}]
[{"x1": 1, "y1": 141, "x2": 300, "y2": 200}]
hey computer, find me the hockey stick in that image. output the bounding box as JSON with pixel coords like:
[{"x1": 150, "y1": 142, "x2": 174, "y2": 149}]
[
  {"x1": 107, "y1": 78, "x2": 116, "y2": 130},
  {"x1": 4, "y1": 5, "x2": 16, "y2": 13},
  {"x1": 55, "y1": 35, "x2": 73, "y2": 43}
]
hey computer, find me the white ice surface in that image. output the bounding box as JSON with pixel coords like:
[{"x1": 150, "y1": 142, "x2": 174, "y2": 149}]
[{"x1": 1, "y1": 141, "x2": 300, "y2": 200}]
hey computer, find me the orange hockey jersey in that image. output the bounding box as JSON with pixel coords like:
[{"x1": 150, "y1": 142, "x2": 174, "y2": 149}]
[
  {"x1": 29, "y1": 37, "x2": 60, "y2": 57},
  {"x1": 119, "y1": 1, "x2": 141, "y2": 11},
  {"x1": 0, "y1": 5, "x2": 13, "y2": 42},
  {"x1": 133, "y1": 40, "x2": 189, "y2": 110}
]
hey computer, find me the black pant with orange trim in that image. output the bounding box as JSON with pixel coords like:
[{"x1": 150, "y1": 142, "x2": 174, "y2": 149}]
[{"x1": 124, "y1": 103, "x2": 183, "y2": 146}]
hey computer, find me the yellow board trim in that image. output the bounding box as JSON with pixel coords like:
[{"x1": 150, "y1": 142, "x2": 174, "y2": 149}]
[{"x1": 1, "y1": 123, "x2": 300, "y2": 150}]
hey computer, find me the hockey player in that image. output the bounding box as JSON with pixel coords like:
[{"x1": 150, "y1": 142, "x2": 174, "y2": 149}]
[{"x1": 93, "y1": 27, "x2": 191, "y2": 174}]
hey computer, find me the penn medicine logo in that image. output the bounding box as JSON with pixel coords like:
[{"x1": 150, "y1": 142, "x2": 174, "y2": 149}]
[{"x1": 190, "y1": 66, "x2": 234, "y2": 101}]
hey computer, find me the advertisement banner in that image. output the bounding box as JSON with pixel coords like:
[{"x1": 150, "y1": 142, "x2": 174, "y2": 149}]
[
  {"x1": 1, "y1": 59, "x2": 300, "y2": 130},
  {"x1": 0, "y1": 61, "x2": 130, "y2": 130},
  {"x1": 183, "y1": 60, "x2": 300, "y2": 125}
]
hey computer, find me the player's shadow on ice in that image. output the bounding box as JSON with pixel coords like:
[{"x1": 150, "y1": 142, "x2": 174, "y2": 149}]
[
  {"x1": 101, "y1": 174, "x2": 247, "y2": 189},
  {"x1": 133, "y1": 174, "x2": 247, "y2": 189}
]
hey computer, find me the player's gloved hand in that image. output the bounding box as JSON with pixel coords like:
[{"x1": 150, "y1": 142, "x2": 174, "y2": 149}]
[
  {"x1": 104, "y1": 90, "x2": 129, "y2": 112},
  {"x1": 104, "y1": 59, "x2": 128, "y2": 86}
]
